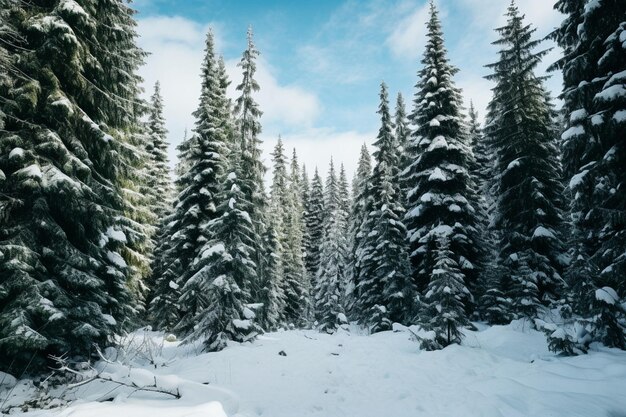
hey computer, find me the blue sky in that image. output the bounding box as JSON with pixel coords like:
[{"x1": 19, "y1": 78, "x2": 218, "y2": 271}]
[{"x1": 134, "y1": 0, "x2": 564, "y2": 179}]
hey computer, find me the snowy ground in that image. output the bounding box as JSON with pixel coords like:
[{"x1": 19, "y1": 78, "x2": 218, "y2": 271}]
[{"x1": 3, "y1": 322, "x2": 626, "y2": 417}]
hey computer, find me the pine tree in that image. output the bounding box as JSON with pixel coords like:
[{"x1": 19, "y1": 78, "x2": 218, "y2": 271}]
[
  {"x1": 402, "y1": 3, "x2": 483, "y2": 318},
  {"x1": 551, "y1": 0, "x2": 626, "y2": 349},
  {"x1": 466, "y1": 102, "x2": 508, "y2": 323},
  {"x1": 394, "y1": 92, "x2": 411, "y2": 199},
  {"x1": 346, "y1": 144, "x2": 372, "y2": 316},
  {"x1": 233, "y1": 26, "x2": 268, "y2": 304},
  {"x1": 160, "y1": 30, "x2": 229, "y2": 336},
  {"x1": 0, "y1": 0, "x2": 144, "y2": 372},
  {"x1": 304, "y1": 168, "x2": 325, "y2": 291},
  {"x1": 337, "y1": 164, "x2": 352, "y2": 224},
  {"x1": 467, "y1": 102, "x2": 491, "y2": 198},
  {"x1": 314, "y1": 160, "x2": 349, "y2": 332},
  {"x1": 282, "y1": 149, "x2": 308, "y2": 325},
  {"x1": 267, "y1": 137, "x2": 289, "y2": 325},
  {"x1": 145, "y1": 82, "x2": 174, "y2": 222},
  {"x1": 485, "y1": 2, "x2": 566, "y2": 320},
  {"x1": 186, "y1": 151, "x2": 262, "y2": 351},
  {"x1": 355, "y1": 83, "x2": 413, "y2": 331},
  {"x1": 258, "y1": 214, "x2": 287, "y2": 330},
  {"x1": 420, "y1": 235, "x2": 470, "y2": 349},
  {"x1": 148, "y1": 131, "x2": 189, "y2": 331},
  {"x1": 143, "y1": 82, "x2": 174, "y2": 308}
]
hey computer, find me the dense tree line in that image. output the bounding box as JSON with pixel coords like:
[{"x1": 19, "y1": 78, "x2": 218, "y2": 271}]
[{"x1": 0, "y1": 0, "x2": 624, "y2": 375}]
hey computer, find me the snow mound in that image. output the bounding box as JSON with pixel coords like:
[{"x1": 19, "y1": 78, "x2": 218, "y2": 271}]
[{"x1": 8, "y1": 324, "x2": 626, "y2": 417}]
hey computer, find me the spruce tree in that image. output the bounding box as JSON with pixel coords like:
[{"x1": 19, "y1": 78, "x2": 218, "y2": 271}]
[
  {"x1": 160, "y1": 30, "x2": 229, "y2": 336},
  {"x1": 466, "y1": 102, "x2": 509, "y2": 323},
  {"x1": 258, "y1": 214, "x2": 287, "y2": 330},
  {"x1": 551, "y1": 0, "x2": 626, "y2": 349},
  {"x1": 467, "y1": 102, "x2": 491, "y2": 198},
  {"x1": 394, "y1": 92, "x2": 411, "y2": 199},
  {"x1": 304, "y1": 168, "x2": 325, "y2": 290},
  {"x1": 187, "y1": 151, "x2": 262, "y2": 351},
  {"x1": 355, "y1": 83, "x2": 413, "y2": 331},
  {"x1": 145, "y1": 81, "x2": 174, "y2": 223},
  {"x1": 346, "y1": 144, "x2": 372, "y2": 316},
  {"x1": 485, "y1": 2, "x2": 566, "y2": 320},
  {"x1": 282, "y1": 149, "x2": 308, "y2": 325},
  {"x1": 148, "y1": 132, "x2": 189, "y2": 331},
  {"x1": 233, "y1": 26, "x2": 268, "y2": 303},
  {"x1": 420, "y1": 235, "x2": 470, "y2": 349},
  {"x1": 0, "y1": 0, "x2": 144, "y2": 372},
  {"x1": 143, "y1": 82, "x2": 173, "y2": 306},
  {"x1": 268, "y1": 137, "x2": 289, "y2": 325},
  {"x1": 402, "y1": 3, "x2": 483, "y2": 319},
  {"x1": 314, "y1": 160, "x2": 349, "y2": 332}
]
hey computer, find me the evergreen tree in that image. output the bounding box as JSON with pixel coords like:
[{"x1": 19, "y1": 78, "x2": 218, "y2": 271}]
[
  {"x1": 258, "y1": 214, "x2": 287, "y2": 330},
  {"x1": 337, "y1": 164, "x2": 351, "y2": 224},
  {"x1": 551, "y1": 0, "x2": 626, "y2": 349},
  {"x1": 346, "y1": 144, "x2": 372, "y2": 316},
  {"x1": 355, "y1": 83, "x2": 413, "y2": 331},
  {"x1": 145, "y1": 82, "x2": 173, "y2": 222},
  {"x1": 233, "y1": 26, "x2": 268, "y2": 303},
  {"x1": 466, "y1": 102, "x2": 508, "y2": 323},
  {"x1": 314, "y1": 160, "x2": 349, "y2": 332},
  {"x1": 304, "y1": 168, "x2": 325, "y2": 291},
  {"x1": 186, "y1": 151, "x2": 262, "y2": 351},
  {"x1": 143, "y1": 81, "x2": 173, "y2": 305},
  {"x1": 420, "y1": 234, "x2": 470, "y2": 349},
  {"x1": 467, "y1": 102, "x2": 491, "y2": 198},
  {"x1": 0, "y1": 0, "x2": 144, "y2": 372},
  {"x1": 402, "y1": 3, "x2": 483, "y2": 318},
  {"x1": 160, "y1": 30, "x2": 229, "y2": 336},
  {"x1": 485, "y1": 2, "x2": 565, "y2": 319},
  {"x1": 394, "y1": 92, "x2": 411, "y2": 199},
  {"x1": 267, "y1": 138, "x2": 289, "y2": 325},
  {"x1": 282, "y1": 149, "x2": 308, "y2": 325},
  {"x1": 148, "y1": 131, "x2": 188, "y2": 331}
]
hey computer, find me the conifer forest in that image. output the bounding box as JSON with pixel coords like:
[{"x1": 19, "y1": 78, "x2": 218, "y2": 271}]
[{"x1": 0, "y1": 1, "x2": 625, "y2": 416}]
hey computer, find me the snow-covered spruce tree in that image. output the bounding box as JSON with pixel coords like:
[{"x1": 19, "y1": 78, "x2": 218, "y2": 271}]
[
  {"x1": 346, "y1": 144, "x2": 372, "y2": 317},
  {"x1": 282, "y1": 149, "x2": 308, "y2": 325},
  {"x1": 467, "y1": 102, "x2": 491, "y2": 198},
  {"x1": 143, "y1": 82, "x2": 173, "y2": 306},
  {"x1": 0, "y1": 0, "x2": 144, "y2": 373},
  {"x1": 304, "y1": 168, "x2": 325, "y2": 291},
  {"x1": 550, "y1": 0, "x2": 626, "y2": 349},
  {"x1": 160, "y1": 30, "x2": 229, "y2": 337},
  {"x1": 299, "y1": 165, "x2": 316, "y2": 323},
  {"x1": 419, "y1": 234, "x2": 470, "y2": 350},
  {"x1": 145, "y1": 81, "x2": 174, "y2": 223},
  {"x1": 355, "y1": 83, "x2": 413, "y2": 331},
  {"x1": 314, "y1": 160, "x2": 349, "y2": 332},
  {"x1": 466, "y1": 102, "x2": 509, "y2": 323},
  {"x1": 394, "y1": 92, "x2": 411, "y2": 199},
  {"x1": 402, "y1": 3, "x2": 483, "y2": 315},
  {"x1": 186, "y1": 149, "x2": 262, "y2": 351},
  {"x1": 337, "y1": 164, "x2": 352, "y2": 225},
  {"x1": 337, "y1": 163, "x2": 352, "y2": 312},
  {"x1": 258, "y1": 212, "x2": 287, "y2": 330},
  {"x1": 267, "y1": 137, "x2": 289, "y2": 323},
  {"x1": 485, "y1": 2, "x2": 566, "y2": 320},
  {"x1": 148, "y1": 130, "x2": 190, "y2": 331},
  {"x1": 233, "y1": 26, "x2": 268, "y2": 303}
]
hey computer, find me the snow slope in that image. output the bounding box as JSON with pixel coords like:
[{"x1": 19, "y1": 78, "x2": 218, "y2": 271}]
[{"x1": 5, "y1": 322, "x2": 626, "y2": 417}]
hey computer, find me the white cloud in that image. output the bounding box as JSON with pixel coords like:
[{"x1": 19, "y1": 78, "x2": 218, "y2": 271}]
[
  {"x1": 260, "y1": 128, "x2": 375, "y2": 184},
  {"x1": 386, "y1": 3, "x2": 430, "y2": 59},
  {"x1": 224, "y1": 58, "x2": 320, "y2": 128},
  {"x1": 137, "y1": 15, "x2": 321, "y2": 168}
]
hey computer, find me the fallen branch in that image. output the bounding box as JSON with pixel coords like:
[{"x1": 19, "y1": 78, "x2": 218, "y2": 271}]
[{"x1": 50, "y1": 354, "x2": 181, "y2": 401}]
